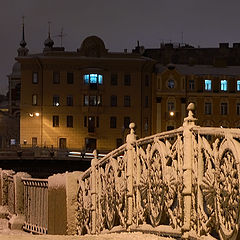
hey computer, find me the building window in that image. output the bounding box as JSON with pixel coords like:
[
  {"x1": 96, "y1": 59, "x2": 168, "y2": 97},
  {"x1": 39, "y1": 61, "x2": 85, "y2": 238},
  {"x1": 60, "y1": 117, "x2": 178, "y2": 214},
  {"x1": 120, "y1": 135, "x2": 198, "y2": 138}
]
[
  {"x1": 84, "y1": 74, "x2": 103, "y2": 85},
  {"x1": 168, "y1": 79, "x2": 175, "y2": 89},
  {"x1": 111, "y1": 95, "x2": 117, "y2": 107},
  {"x1": 67, "y1": 115, "x2": 73, "y2": 128},
  {"x1": 205, "y1": 102, "x2": 212, "y2": 115},
  {"x1": 145, "y1": 96, "x2": 149, "y2": 108},
  {"x1": 84, "y1": 95, "x2": 101, "y2": 106},
  {"x1": 205, "y1": 80, "x2": 212, "y2": 91},
  {"x1": 111, "y1": 73, "x2": 118, "y2": 85},
  {"x1": 237, "y1": 80, "x2": 240, "y2": 91},
  {"x1": 32, "y1": 72, "x2": 38, "y2": 84},
  {"x1": 88, "y1": 116, "x2": 95, "y2": 133},
  {"x1": 237, "y1": 103, "x2": 240, "y2": 115},
  {"x1": 53, "y1": 95, "x2": 60, "y2": 106},
  {"x1": 124, "y1": 95, "x2": 131, "y2": 107},
  {"x1": 67, "y1": 72, "x2": 74, "y2": 84},
  {"x1": 221, "y1": 80, "x2": 227, "y2": 91},
  {"x1": 85, "y1": 138, "x2": 96, "y2": 152},
  {"x1": 124, "y1": 74, "x2": 131, "y2": 86},
  {"x1": 53, "y1": 115, "x2": 59, "y2": 127},
  {"x1": 110, "y1": 116, "x2": 117, "y2": 128},
  {"x1": 116, "y1": 138, "x2": 123, "y2": 148},
  {"x1": 32, "y1": 137, "x2": 37, "y2": 147},
  {"x1": 189, "y1": 80, "x2": 195, "y2": 90},
  {"x1": 221, "y1": 103, "x2": 228, "y2": 115},
  {"x1": 32, "y1": 94, "x2": 37, "y2": 106},
  {"x1": 53, "y1": 72, "x2": 60, "y2": 84},
  {"x1": 67, "y1": 95, "x2": 73, "y2": 106},
  {"x1": 124, "y1": 117, "x2": 130, "y2": 129},
  {"x1": 145, "y1": 75, "x2": 149, "y2": 86},
  {"x1": 168, "y1": 102, "x2": 175, "y2": 111}
]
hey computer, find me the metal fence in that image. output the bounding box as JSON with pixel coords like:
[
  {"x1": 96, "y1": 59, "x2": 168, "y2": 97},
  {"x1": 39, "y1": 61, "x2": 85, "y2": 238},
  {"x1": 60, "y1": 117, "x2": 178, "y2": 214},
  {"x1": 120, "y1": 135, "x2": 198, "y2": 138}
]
[{"x1": 22, "y1": 178, "x2": 48, "y2": 234}]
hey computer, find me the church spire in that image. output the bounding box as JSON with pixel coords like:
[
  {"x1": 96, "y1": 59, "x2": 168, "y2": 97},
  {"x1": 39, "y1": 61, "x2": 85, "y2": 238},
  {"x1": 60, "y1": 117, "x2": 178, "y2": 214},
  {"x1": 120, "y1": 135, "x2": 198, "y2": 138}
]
[{"x1": 18, "y1": 16, "x2": 29, "y2": 56}]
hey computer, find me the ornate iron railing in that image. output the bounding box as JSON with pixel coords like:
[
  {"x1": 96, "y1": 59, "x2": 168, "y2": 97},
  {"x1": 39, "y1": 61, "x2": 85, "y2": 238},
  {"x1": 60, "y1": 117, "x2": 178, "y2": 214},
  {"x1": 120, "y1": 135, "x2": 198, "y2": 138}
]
[
  {"x1": 76, "y1": 103, "x2": 240, "y2": 240},
  {"x1": 22, "y1": 178, "x2": 48, "y2": 234}
]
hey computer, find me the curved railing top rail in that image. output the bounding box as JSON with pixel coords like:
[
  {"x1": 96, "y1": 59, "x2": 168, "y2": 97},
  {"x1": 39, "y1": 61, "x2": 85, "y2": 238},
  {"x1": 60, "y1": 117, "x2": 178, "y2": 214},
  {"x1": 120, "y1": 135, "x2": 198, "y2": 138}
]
[
  {"x1": 192, "y1": 126, "x2": 240, "y2": 138},
  {"x1": 81, "y1": 127, "x2": 184, "y2": 179}
]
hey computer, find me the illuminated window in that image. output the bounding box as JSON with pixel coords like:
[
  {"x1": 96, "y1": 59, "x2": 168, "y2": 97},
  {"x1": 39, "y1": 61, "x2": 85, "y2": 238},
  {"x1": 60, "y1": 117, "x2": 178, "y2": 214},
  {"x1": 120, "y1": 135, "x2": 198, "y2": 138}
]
[
  {"x1": 168, "y1": 79, "x2": 175, "y2": 89},
  {"x1": 205, "y1": 80, "x2": 212, "y2": 91},
  {"x1": 32, "y1": 94, "x2": 37, "y2": 106},
  {"x1": 221, "y1": 80, "x2": 227, "y2": 91},
  {"x1": 83, "y1": 74, "x2": 103, "y2": 85},
  {"x1": 237, "y1": 80, "x2": 240, "y2": 91},
  {"x1": 53, "y1": 95, "x2": 60, "y2": 106},
  {"x1": 32, "y1": 72, "x2": 38, "y2": 84},
  {"x1": 84, "y1": 95, "x2": 101, "y2": 106}
]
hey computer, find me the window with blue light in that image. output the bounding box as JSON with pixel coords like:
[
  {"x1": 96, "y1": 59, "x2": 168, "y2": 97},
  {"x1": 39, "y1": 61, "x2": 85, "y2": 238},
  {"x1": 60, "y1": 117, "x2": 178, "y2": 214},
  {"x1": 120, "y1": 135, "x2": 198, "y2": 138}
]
[
  {"x1": 221, "y1": 80, "x2": 227, "y2": 91},
  {"x1": 237, "y1": 80, "x2": 240, "y2": 91},
  {"x1": 84, "y1": 74, "x2": 103, "y2": 85},
  {"x1": 205, "y1": 80, "x2": 212, "y2": 91}
]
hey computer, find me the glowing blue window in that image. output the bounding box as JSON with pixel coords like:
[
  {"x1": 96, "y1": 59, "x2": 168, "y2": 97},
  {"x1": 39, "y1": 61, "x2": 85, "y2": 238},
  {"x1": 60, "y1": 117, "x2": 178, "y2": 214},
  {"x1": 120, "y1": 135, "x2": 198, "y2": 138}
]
[
  {"x1": 237, "y1": 80, "x2": 240, "y2": 91},
  {"x1": 84, "y1": 74, "x2": 103, "y2": 84},
  {"x1": 90, "y1": 74, "x2": 97, "y2": 83},
  {"x1": 84, "y1": 74, "x2": 89, "y2": 84},
  {"x1": 98, "y1": 75, "x2": 103, "y2": 84},
  {"x1": 221, "y1": 80, "x2": 227, "y2": 91},
  {"x1": 205, "y1": 80, "x2": 212, "y2": 91}
]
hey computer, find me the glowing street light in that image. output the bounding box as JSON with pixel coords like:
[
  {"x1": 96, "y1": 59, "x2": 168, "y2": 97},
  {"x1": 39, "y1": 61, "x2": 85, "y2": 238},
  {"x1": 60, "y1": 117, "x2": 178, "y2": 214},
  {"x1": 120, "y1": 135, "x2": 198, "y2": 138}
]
[
  {"x1": 35, "y1": 112, "x2": 40, "y2": 117},
  {"x1": 169, "y1": 111, "x2": 175, "y2": 116},
  {"x1": 29, "y1": 113, "x2": 34, "y2": 117}
]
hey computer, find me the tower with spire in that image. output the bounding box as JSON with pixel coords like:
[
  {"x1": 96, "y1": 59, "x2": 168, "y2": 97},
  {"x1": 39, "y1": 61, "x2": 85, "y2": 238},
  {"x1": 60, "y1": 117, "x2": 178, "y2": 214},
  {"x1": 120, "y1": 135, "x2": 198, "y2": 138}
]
[
  {"x1": 17, "y1": 16, "x2": 29, "y2": 56},
  {"x1": 44, "y1": 21, "x2": 54, "y2": 51}
]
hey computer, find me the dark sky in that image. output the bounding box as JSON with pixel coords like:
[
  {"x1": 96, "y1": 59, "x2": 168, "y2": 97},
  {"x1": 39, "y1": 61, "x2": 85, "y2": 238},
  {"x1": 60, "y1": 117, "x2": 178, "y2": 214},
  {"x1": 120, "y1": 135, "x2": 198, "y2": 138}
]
[{"x1": 1, "y1": 0, "x2": 240, "y2": 94}]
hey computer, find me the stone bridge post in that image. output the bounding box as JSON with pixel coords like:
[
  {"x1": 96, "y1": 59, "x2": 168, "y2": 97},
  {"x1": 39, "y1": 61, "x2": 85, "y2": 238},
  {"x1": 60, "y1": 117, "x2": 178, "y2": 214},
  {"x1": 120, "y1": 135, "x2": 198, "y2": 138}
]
[
  {"x1": 182, "y1": 103, "x2": 197, "y2": 238},
  {"x1": 126, "y1": 123, "x2": 136, "y2": 229}
]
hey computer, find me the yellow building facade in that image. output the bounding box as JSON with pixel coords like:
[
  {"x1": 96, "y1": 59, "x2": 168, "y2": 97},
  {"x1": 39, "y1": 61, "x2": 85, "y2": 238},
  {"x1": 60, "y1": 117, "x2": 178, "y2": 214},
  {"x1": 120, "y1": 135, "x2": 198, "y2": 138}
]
[
  {"x1": 17, "y1": 36, "x2": 154, "y2": 152},
  {"x1": 153, "y1": 64, "x2": 240, "y2": 133}
]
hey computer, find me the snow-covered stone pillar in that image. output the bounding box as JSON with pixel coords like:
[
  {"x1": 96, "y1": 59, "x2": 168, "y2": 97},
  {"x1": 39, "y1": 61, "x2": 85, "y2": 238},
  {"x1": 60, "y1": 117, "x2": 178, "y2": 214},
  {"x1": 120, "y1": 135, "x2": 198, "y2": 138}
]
[
  {"x1": 91, "y1": 150, "x2": 98, "y2": 234},
  {"x1": 182, "y1": 103, "x2": 197, "y2": 238},
  {"x1": 126, "y1": 123, "x2": 136, "y2": 229}
]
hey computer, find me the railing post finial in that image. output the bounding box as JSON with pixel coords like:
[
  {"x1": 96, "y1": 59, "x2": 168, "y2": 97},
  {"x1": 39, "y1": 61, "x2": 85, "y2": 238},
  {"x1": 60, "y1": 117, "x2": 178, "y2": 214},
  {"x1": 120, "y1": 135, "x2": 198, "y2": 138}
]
[
  {"x1": 183, "y1": 102, "x2": 197, "y2": 126},
  {"x1": 126, "y1": 122, "x2": 136, "y2": 144}
]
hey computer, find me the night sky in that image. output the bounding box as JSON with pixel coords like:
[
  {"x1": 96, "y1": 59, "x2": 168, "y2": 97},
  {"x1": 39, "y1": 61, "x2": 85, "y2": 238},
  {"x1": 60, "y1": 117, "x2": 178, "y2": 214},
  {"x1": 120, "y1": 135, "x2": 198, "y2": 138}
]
[{"x1": 1, "y1": 0, "x2": 240, "y2": 94}]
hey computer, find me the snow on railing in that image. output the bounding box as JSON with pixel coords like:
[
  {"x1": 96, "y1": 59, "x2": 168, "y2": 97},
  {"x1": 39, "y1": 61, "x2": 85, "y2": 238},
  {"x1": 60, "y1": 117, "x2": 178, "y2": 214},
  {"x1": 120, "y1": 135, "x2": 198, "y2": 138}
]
[
  {"x1": 7, "y1": 174, "x2": 15, "y2": 215},
  {"x1": 22, "y1": 178, "x2": 48, "y2": 234},
  {"x1": 76, "y1": 103, "x2": 240, "y2": 240}
]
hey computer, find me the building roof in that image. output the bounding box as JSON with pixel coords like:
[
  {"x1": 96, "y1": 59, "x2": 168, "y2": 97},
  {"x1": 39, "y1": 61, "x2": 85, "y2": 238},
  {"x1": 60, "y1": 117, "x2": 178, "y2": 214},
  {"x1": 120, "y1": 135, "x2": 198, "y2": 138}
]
[{"x1": 155, "y1": 64, "x2": 240, "y2": 76}]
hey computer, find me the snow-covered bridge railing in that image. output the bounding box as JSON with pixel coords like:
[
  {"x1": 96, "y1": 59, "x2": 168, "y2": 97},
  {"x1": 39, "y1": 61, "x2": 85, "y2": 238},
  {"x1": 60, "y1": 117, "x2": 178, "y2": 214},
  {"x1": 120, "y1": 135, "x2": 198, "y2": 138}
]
[
  {"x1": 77, "y1": 103, "x2": 240, "y2": 240},
  {"x1": 22, "y1": 177, "x2": 48, "y2": 234}
]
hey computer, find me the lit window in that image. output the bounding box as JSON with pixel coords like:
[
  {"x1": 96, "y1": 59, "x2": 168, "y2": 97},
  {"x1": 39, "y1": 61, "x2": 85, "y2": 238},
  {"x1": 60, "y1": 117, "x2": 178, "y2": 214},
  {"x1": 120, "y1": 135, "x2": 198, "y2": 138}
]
[
  {"x1": 168, "y1": 79, "x2": 175, "y2": 89},
  {"x1": 32, "y1": 72, "x2": 38, "y2": 84},
  {"x1": 53, "y1": 95, "x2": 60, "y2": 106},
  {"x1": 84, "y1": 95, "x2": 101, "y2": 106},
  {"x1": 83, "y1": 74, "x2": 103, "y2": 85},
  {"x1": 32, "y1": 94, "x2": 37, "y2": 106},
  {"x1": 205, "y1": 80, "x2": 212, "y2": 91},
  {"x1": 237, "y1": 80, "x2": 240, "y2": 91},
  {"x1": 221, "y1": 80, "x2": 227, "y2": 91}
]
